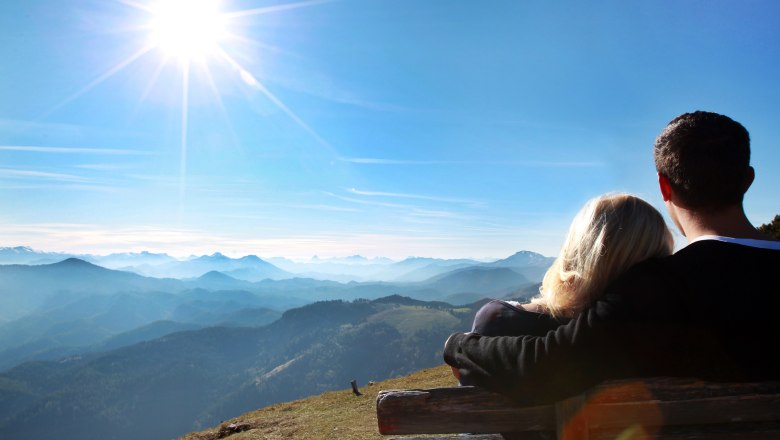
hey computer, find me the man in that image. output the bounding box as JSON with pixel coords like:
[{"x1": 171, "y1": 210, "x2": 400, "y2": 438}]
[{"x1": 443, "y1": 111, "x2": 780, "y2": 405}]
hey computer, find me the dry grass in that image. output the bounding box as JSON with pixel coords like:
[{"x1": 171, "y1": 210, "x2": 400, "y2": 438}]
[{"x1": 179, "y1": 364, "x2": 457, "y2": 440}]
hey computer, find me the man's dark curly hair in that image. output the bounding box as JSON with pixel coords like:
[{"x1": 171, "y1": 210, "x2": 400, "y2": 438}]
[{"x1": 654, "y1": 111, "x2": 751, "y2": 210}]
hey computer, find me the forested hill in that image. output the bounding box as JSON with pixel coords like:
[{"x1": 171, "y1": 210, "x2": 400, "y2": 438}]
[{"x1": 0, "y1": 296, "x2": 485, "y2": 440}]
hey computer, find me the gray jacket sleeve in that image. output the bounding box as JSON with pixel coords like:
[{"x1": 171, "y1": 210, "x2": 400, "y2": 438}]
[{"x1": 443, "y1": 300, "x2": 625, "y2": 405}]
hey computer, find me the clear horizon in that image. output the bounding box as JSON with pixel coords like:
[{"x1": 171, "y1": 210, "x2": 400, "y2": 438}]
[{"x1": 1, "y1": 1, "x2": 778, "y2": 260}]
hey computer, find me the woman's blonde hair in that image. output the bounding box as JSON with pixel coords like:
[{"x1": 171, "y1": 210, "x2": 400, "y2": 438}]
[{"x1": 531, "y1": 193, "x2": 673, "y2": 318}]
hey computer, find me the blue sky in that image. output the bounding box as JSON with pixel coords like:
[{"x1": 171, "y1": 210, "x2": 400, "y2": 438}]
[{"x1": 0, "y1": 0, "x2": 778, "y2": 259}]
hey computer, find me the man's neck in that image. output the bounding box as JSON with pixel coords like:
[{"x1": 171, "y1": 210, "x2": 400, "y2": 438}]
[{"x1": 677, "y1": 204, "x2": 766, "y2": 242}]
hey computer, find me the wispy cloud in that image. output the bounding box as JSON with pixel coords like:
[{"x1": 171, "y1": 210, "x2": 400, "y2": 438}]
[
  {"x1": 75, "y1": 163, "x2": 138, "y2": 171},
  {"x1": 325, "y1": 191, "x2": 469, "y2": 222},
  {"x1": 0, "y1": 119, "x2": 85, "y2": 137},
  {"x1": 216, "y1": 203, "x2": 360, "y2": 215},
  {"x1": 347, "y1": 188, "x2": 480, "y2": 206},
  {"x1": 340, "y1": 157, "x2": 605, "y2": 167},
  {"x1": 0, "y1": 145, "x2": 155, "y2": 155},
  {"x1": 286, "y1": 204, "x2": 360, "y2": 212},
  {"x1": 0, "y1": 119, "x2": 127, "y2": 144},
  {"x1": 124, "y1": 174, "x2": 178, "y2": 183},
  {"x1": 339, "y1": 157, "x2": 447, "y2": 165},
  {"x1": 0, "y1": 168, "x2": 89, "y2": 182},
  {"x1": 512, "y1": 160, "x2": 605, "y2": 168},
  {"x1": 406, "y1": 208, "x2": 465, "y2": 219},
  {"x1": 323, "y1": 191, "x2": 410, "y2": 209},
  {"x1": 0, "y1": 118, "x2": 146, "y2": 139},
  {"x1": 0, "y1": 183, "x2": 119, "y2": 193}
]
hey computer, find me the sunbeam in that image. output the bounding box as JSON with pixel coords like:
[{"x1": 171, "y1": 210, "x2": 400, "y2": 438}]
[
  {"x1": 178, "y1": 60, "x2": 190, "y2": 223},
  {"x1": 217, "y1": 48, "x2": 335, "y2": 151},
  {"x1": 222, "y1": 0, "x2": 333, "y2": 19},
  {"x1": 42, "y1": 44, "x2": 154, "y2": 119},
  {"x1": 117, "y1": 0, "x2": 154, "y2": 14},
  {"x1": 128, "y1": 56, "x2": 169, "y2": 123},
  {"x1": 229, "y1": 34, "x2": 294, "y2": 57},
  {"x1": 201, "y1": 63, "x2": 243, "y2": 153}
]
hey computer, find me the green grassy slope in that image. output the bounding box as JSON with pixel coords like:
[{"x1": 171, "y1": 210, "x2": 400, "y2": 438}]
[{"x1": 179, "y1": 364, "x2": 456, "y2": 440}]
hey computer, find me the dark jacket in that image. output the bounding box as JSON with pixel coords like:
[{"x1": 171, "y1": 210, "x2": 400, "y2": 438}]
[{"x1": 443, "y1": 240, "x2": 780, "y2": 405}]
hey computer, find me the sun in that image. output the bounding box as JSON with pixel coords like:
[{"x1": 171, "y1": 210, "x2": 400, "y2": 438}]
[{"x1": 148, "y1": 0, "x2": 228, "y2": 63}]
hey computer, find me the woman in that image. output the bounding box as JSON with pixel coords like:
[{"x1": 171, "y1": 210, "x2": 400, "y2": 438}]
[{"x1": 470, "y1": 193, "x2": 674, "y2": 338}]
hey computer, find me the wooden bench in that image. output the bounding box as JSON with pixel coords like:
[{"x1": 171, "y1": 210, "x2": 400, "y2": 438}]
[{"x1": 376, "y1": 378, "x2": 780, "y2": 439}]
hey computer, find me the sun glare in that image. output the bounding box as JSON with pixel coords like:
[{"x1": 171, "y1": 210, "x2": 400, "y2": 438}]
[
  {"x1": 148, "y1": 0, "x2": 227, "y2": 62},
  {"x1": 48, "y1": 0, "x2": 333, "y2": 214}
]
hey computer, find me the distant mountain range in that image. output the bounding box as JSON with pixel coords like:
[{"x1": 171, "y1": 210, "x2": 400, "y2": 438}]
[
  {"x1": 0, "y1": 246, "x2": 554, "y2": 283},
  {"x1": 0, "y1": 296, "x2": 482, "y2": 440},
  {"x1": 0, "y1": 249, "x2": 552, "y2": 371}
]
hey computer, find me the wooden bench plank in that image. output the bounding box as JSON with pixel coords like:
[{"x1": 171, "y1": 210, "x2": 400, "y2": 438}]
[
  {"x1": 586, "y1": 394, "x2": 780, "y2": 428},
  {"x1": 377, "y1": 379, "x2": 780, "y2": 439},
  {"x1": 386, "y1": 435, "x2": 505, "y2": 440},
  {"x1": 584, "y1": 378, "x2": 780, "y2": 403},
  {"x1": 376, "y1": 387, "x2": 555, "y2": 435}
]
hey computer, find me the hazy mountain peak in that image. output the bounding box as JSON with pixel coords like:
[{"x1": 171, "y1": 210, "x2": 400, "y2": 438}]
[
  {"x1": 55, "y1": 257, "x2": 99, "y2": 268},
  {"x1": 344, "y1": 255, "x2": 367, "y2": 261},
  {"x1": 1, "y1": 245, "x2": 35, "y2": 253},
  {"x1": 106, "y1": 250, "x2": 166, "y2": 257},
  {"x1": 513, "y1": 250, "x2": 543, "y2": 256},
  {"x1": 192, "y1": 252, "x2": 230, "y2": 262},
  {"x1": 306, "y1": 255, "x2": 369, "y2": 264},
  {"x1": 0, "y1": 246, "x2": 71, "y2": 265},
  {"x1": 238, "y1": 255, "x2": 263, "y2": 262},
  {"x1": 197, "y1": 270, "x2": 237, "y2": 281},
  {"x1": 490, "y1": 250, "x2": 554, "y2": 268}
]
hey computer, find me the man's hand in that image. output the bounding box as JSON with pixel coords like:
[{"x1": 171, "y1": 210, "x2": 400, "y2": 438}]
[
  {"x1": 444, "y1": 331, "x2": 474, "y2": 350},
  {"x1": 445, "y1": 332, "x2": 476, "y2": 382}
]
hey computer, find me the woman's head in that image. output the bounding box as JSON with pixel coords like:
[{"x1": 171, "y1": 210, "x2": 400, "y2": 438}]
[{"x1": 533, "y1": 193, "x2": 673, "y2": 318}]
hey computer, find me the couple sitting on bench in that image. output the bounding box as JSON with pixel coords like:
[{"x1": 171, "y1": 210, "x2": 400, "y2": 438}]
[{"x1": 444, "y1": 111, "x2": 780, "y2": 406}]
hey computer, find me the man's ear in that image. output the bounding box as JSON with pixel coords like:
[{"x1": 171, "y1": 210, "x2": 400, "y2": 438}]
[
  {"x1": 743, "y1": 166, "x2": 755, "y2": 192},
  {"x1": 658, "y1": 173, "x2": 673, "y2": 202}
]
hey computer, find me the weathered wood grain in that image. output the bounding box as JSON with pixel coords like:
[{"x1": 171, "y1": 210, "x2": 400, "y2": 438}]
[
  {"x1": 377, "y1": 378, "x2": 780, "y2": 439},
  {"x1": 386, "y1": 435, "x2": 505, "y2": 440},
  {"x1": 376, "y1": 386, "x2": 554, "y2": 435},
  {"x1": 584, "y1": 378, "x2": 780, "y2": 403}
]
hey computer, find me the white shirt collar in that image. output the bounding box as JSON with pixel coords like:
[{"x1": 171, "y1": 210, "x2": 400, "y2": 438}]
[{"x1": 691, "y1": 235, "x2": 780, "y2": 250}]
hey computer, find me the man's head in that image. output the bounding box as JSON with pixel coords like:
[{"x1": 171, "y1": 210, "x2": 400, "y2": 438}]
[{"x1": 654, "y1": 111, "x2": 753, "y2": 212}]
